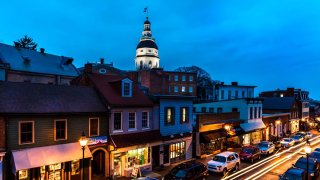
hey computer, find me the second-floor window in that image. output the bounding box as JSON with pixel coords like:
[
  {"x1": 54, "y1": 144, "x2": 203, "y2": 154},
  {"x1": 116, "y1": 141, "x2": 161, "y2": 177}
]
[
  {"x1": 122, "y1": 79, "x2": 132, "y2": 97},
  {"x1": 114, "y1": 112, "x2": 122, "y2": 131},
  {"x1": 19, "y1": 121, "x2": 34, "y2": 145},
  {"x1": 181, "y1": 86, "x2": 186, "y2": 92},
  {"x1": 174, "y1": 75, "x2": 179, "y2": 81},
  {"x1": 180, "y1": 107, "x2": 189, "y2": 123},
  {"x1": 228, "y1": 90, "x2": 231, "y2": 99},
  {"x1": 55, "y1": 120, "x2": 67, "y2": 140},
  {"x1": 189, "y1": 86, "x2": 193, "y2": 93},
  {"x1": 142, "y1": 112, "x2": 149, "y2": 129},
  {"x1": 201, "y1": 107, "x2": 206, "y2": 113},
  {"x1": 189, "y1": 76, "x2": 193, "y2": 82},
  {"x1": 235, "y1": 91, "x2": 239, "y2": 99},
  {"x1": 89, "y1": 118, "x2": 99, "y2": 136},
  {"x1": 165, "y1": 107, "x2": 175, "y2": 125},
  {"x1": 174, "y1": 86, "x2": 178, "y2": 93},
  {"x1": 242, "y1": 90, "x2": 245, "y2": 98},
  {"x1": 209, "y1": 108, "x2": 214, "y2": 113},
  {"x1": 221, "y1": 90, "x2": 225, "y2": 99},
  {"x1": 254, "y1": 107, "x2": 257, "y2": 119},
  {"x1": 258, "y1": 107, "x2": 261, "y2": 118},
  {"x1": 217, "y1": 108, "x2": 223, "y2": 113},
  {"x1": 129, "y1": 112, "x2": 136, "y2": 129}
]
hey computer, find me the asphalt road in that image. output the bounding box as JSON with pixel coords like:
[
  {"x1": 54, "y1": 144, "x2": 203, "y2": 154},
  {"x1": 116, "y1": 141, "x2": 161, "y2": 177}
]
[{"x1": 205, "y1": 135, "x2": 320, "y2": 180}]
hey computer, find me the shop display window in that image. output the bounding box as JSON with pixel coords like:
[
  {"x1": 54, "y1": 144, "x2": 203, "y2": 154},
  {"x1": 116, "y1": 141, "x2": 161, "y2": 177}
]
[
  {"x1": 127, "y1": 147, "x2": 150, "y2": 168},
  {"x1": 170, "y1": 142, "x2": 186, "y2": 163},
  {"x1": 71, "y1": 160, "x2": 80, "y2": 175},
  {"x1": 19, "y1": 170, "x2": 28, "y2": 180}
]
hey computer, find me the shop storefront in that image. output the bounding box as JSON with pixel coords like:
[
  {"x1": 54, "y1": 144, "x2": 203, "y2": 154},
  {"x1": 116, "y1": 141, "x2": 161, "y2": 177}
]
[
  {"x1": 170, "y1": 142, "x2": 186, "y2": 163},
  {"x1": 11, "y1": 142, "x2": 92, "y2": 180},
  {"x1": 240, "y1": 120, "x2": 265, "y2": 145},
  {"x1": 290, "y1": 119, "x2": 300, "y2": 134},
  {"x1": 199, "y1": 130, "x2": 226, "y2": 156}
]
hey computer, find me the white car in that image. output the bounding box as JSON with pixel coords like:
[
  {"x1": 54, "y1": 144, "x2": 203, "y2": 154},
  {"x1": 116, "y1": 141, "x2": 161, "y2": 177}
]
[
  {"x1": 207, "y1": 151, "x2": 240, "y2": 175},
  {"x1": 257, "y1": 141, "x2": 275, "y2": 155},
  {"x1": 280, "y1": 138, "x2": 295, "y2": 148},
  {"x1": 291, "y1": 135, "x2": 304, "y2": 144}
]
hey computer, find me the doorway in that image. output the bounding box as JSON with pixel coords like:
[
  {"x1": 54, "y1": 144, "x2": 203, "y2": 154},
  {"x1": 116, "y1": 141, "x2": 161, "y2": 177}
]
[
  {"x1": 152, "y1": 146, "x2": 160, "y2": 168},
  {"x1": 92, "y1": 150, "x2": 105, "y2": 177},
  {"x1": 163, "y1": 145, "x2": 170, "y2": 164}
]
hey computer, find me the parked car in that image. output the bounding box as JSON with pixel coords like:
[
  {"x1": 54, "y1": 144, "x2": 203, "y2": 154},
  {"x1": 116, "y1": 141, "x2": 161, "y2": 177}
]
[
  {"x1": 291, "y1": 135, "x2": 304, "y2": 144},
  {"x1": 239, "y1": 146, "x2": 261, "y2": 163},
  {"x1": 306, "y1": 132, "x2": 313, "y2": 139},
  {"x1": 273, "y1": 141, "x2": 283, "y2": 151},
  {"x1": 280, "y1": 138, "x2": 295, "y2": 148},
  {"x1": 314, "y1": 148, "x2": 320, "y2": 153},
  {"x1": 310, "y1": 152, "x2": 320, "y2": 162},
  {"x1": 207, "y1": 151, "x2": 240, "y2": 175},
  {"x1": 296, "y1": 132, "x2": 307, "y2": 140},
  {"x1": 163, "y1": 161, "x2": 208, "y2": 180},
  {"x1": 257, "y1": 141, "x2": 275, "y2": 155},
  {"x1": 293, "y1": 157, "x2": 320, "y2": 179},
  {"x1": 279, "y1": 167, "x2": 307, "y2": 180},
  {"x1": 138, "y1": 177, "x2": 159, "y2": 180}
]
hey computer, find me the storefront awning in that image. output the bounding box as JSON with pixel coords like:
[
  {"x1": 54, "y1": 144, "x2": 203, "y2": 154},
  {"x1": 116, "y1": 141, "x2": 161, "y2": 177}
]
[
  {"x1": 12, "y1": 142, "x2": 92, "y2": 173},
  {"x1": 240, "y1": 120, "x2": 266, "y2": 133},
  {"x1": 200, "y1": 129, "x2": 227, "y2": 143}
]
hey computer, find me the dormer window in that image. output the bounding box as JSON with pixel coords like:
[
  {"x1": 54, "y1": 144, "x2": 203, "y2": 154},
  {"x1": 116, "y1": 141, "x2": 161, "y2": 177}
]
[{"x1": 122, "y1": 78, "x2": 132, "y2": 97}]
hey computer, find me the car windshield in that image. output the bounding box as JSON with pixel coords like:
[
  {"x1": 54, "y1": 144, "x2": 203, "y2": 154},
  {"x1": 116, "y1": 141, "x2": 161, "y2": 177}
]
[
  {"x1": 295, "y1": 161, "x2": 315, "y2": 171},
  {"x1": 242, "y1": 148, "x2": 254, "y2": 153},
  {"x1": 292, "y1": 135, "x2": 300, "y2": 139},
  {"x1": 212, "y1": 155, "x2": 226, "y2": 162},
  {"x1": 283, "y1": 138, "x2": 291, "y2": 142},
  {"x1": 258, "y1": 143, "x2": 268, "y2": 148},
  {"x1": 170, "y1": 169, "x2": 187, "y2": 178}
]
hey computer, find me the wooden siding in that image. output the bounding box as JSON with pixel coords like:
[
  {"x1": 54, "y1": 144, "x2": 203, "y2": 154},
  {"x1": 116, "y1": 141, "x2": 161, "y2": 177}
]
[{"x1": 6, "y1": 115, "x2": 108, "y2": 151}]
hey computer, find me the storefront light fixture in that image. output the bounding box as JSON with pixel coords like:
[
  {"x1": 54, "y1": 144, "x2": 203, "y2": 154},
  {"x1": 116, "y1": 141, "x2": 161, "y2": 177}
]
[
  {"x1": 224, "y1": 125, "x2": 231, "y2": 131},
  {"x1": 275, "y1": 120, "x2": 281, "y2": 125}
]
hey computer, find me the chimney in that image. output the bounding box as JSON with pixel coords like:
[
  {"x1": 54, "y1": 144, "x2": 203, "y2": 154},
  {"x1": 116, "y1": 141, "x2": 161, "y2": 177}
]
[
  {"x1": 84, "y1": 63, "x2": 93, "y2": 73},
  {"x1": 100, "y1": 58, "x2": 104, "y2": 64},
  {"x1": 231, "y1": 82, "x2": 238, "y2": 86},
  {"x1": 40, "y1": 48, "x2": 45, "y2": 53}
]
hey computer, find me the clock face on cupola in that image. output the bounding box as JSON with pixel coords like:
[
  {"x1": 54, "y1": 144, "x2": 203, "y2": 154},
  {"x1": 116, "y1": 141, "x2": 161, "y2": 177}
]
[{"x1": 135, "y1": 11, "x2": 160, "y2": 70}]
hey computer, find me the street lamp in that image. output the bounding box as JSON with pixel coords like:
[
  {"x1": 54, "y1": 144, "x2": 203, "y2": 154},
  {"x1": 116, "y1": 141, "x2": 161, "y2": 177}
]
[
  {"x1": 304, "y1": 139, "x2": 311, "y2": 180},
  {"x1": 79, "y1": 131, "x2": 88, "y2": 180}
]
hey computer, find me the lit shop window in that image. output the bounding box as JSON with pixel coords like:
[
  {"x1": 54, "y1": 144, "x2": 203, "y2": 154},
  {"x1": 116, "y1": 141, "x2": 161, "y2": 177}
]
[
  {"x1": 19, "y1": 170, "x2": 28, "y2": 180},
  {"x1": 48, "y1": 163, "x2": 62, "y2": 180},
  {"x1": 71, "y1": 160, "x2": 80, "y2": 175},
  {"x1": 170, "y1": 142, "x2": 186, "y2": 163},
  {"x1": 127, "y1": 148, "x2": 150, "y2": 168}
]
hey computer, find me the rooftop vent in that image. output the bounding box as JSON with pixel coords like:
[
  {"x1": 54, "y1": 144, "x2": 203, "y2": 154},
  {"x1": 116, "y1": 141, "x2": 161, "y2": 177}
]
[{"x1": 40, "y1": 48, "x2": 45, "y2": 53}]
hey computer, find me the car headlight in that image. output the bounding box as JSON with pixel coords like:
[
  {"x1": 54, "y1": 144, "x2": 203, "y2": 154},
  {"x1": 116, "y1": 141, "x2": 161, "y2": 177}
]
[{"x1": 310, "y1": 173, "x2": 314, "y2": 176}]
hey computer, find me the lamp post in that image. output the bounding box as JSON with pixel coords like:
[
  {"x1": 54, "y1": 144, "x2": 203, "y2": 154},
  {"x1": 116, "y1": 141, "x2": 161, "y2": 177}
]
[
  {"x1": 79, "y1": 131, "x2": 88, "y2": 180},
  {"x1": 304, "y1": 139, "x2": 311, "y2": 180},
  {"x1": 276, "y1": 120, "x2": 281, "y2": 140}
]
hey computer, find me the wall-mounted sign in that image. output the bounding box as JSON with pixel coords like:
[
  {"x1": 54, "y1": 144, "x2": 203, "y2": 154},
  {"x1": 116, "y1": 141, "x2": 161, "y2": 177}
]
[{"x1": 88, "y1": 136, "x2": 107, "y2": 146}]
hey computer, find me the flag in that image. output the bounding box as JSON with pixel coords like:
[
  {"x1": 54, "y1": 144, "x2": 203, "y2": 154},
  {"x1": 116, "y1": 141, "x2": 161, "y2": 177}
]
[{"x1": 144, "y1": 7, "x2": 148, "y2": 12}]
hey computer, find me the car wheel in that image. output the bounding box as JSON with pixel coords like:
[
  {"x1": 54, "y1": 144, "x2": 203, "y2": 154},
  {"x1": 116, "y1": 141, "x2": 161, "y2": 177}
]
[
  {"x1": 235, "y1": 163, "x2": 240, "y2": 171},
  {"x1": 251, "y1": 158, "x2": 254, "y2": 163},
  {"x1": 258, "y1": 155, "x2": 261, "y2": 160},
  {"x1": 223, "y1": 168, "x2": 227, "y2": 175}
]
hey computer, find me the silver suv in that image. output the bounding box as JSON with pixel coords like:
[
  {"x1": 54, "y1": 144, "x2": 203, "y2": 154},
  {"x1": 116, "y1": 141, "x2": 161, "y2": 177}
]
[{"x1": 207, "y1": 151, "x2": 240, "y2": 175}]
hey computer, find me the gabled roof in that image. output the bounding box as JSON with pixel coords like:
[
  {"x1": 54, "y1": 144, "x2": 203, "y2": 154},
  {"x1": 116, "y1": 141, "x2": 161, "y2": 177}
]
[
  {"x1": 0, "y1": 43, "x2": 79, "y2": 77},
  {"x1": 0, "y1": 82, "x2": 107, "y2": 114},
  {"x1": 88, "y1": 74, "x2": 153, "y2": 107},
  {"x1": 262, "y1": 97, "x2": 295, "y2": 110}
]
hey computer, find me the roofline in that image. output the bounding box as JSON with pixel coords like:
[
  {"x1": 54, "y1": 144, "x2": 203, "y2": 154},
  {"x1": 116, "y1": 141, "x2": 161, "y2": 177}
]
[
  {"x1": 7, "y1": 68, "x2": 79, "y2": 77},
  {"x1": 217, "y1": 84, "x2": 257, "y2": 88},
  {"x1": 0, "y1": 112, "x2": 109, "y2": 116}
]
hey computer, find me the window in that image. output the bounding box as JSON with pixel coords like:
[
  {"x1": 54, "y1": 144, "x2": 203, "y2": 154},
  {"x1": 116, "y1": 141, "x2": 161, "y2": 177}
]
[
  {"x1": 217, "y1": 108, "x2": 223, "y2": 113},
  {"x1": 242, "y1": 90, "x2": 245, "y2": 98},
  {"x1": 221, "y1": 90, "x2": 225, "y2": 99},
  {"x1": 89, "y1": 118, "x2": 99, "y2": 136},
  {"x1": 122, "y1": 79, "x2": 132, "y2": 97},
  {"x1": 127, "y1": 147, "x2": 150, "y2": 167},
  {"x1": 201, "y1": 107, "x2": 206, "y2": 113},
  {"x1": 180, "y1": 107, "x2": 189, "y2": 123},
  {"x1": 174, "y1": 86, "x2": 178, "y2": 92},
  {"x1": 168, "y1": 86, "x2": 171, "y2": 92},
  {"x1": 189, "y1": 86, "x2": 193, "y2": 93},
  {"x1": 140, "y1": 50, "x2": 143, "y2": 52},
  {"x1": 181, "y1": 86, "x2": 186, "y2": 92},
  {"x1": 248, "y1": 91, "x2": 252, "y2": 98},
  {"x1": 129, "y1": 112, "x2": 136, "y2": 129},
  {"x1": 19, "y1": 121, "x2": 34, "y2": 144},
  {"x1": 174, "y1": 75, "x2": 179, "y2": 81},
  {"x1": 235, "y1": 91, "x2": 239, "y2": 99},
  {"x1": 209, "y1": 108, "x2": 214, "y2": 113},
  {"x1": 189, "y1": 76, "x2": 193, "y2": 82},
  {"x1": 114, "y1": 112, "x2": 122, "y2": 131},
  {"x1": 250, "y1": 107, "x2": 253, "y2": 119},
  {"x1": 228, "y1": 90, "x2": 231, "y2": 99},
  {"x1": 54, "y1": 120, "x2": 67, "y2": 140},
  {"x1": 258, "y1": 107, "x2": 261, "y2": 118},
  {"x1": 168, "y1": 75, "x2": 171, "y2": 81},
  {"x1": 254, "y1": 107, "x2": 257, "y2": 118},
  {"x1": 165, "y1": 107, "x2": 175, "y2": 125},
  {"x1": 142, "y1": 112, "x2": 149, "y2": 129},
  {"x1": 170, "y1": 142, "x2": 186, "y2": 163},
  {"x1": 182, "y1": 75, "x2": 186, "y2": 81},
  {"x1": 148, "y1": 49, "x2": 151, "y2": 52}
]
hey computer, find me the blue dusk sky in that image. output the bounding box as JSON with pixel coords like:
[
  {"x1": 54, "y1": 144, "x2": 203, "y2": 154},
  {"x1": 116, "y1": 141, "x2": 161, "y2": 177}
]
[{"x1": 1, "y1": 0, "x2": 320, "y2": 99}]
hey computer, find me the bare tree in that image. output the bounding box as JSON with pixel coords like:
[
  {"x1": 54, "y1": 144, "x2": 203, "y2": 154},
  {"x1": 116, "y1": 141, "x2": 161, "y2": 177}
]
[
  {"x1": 175, "y1": 65, "x2": 214, "y2": 86},
  {"x1": 13, "y1": 35, "x2": 38, "y2": 50}
]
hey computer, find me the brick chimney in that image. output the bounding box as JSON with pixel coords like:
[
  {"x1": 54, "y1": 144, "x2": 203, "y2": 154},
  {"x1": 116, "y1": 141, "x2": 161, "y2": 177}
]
[
  {"x1": 84, "y1": 63, "x2": 93, "y2": 73},
  {"x1": 231, "y1": 82, "x2": 238, "y2": 86},
  {"x1": 40, "y1": 48, "x2": 45, "y2": 53},
  {"x1": 100, "y1": 58, "x2": 104, "y2": 64}
]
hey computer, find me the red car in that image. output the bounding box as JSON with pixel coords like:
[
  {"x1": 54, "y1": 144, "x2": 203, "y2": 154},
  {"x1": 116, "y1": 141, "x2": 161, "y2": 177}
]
[{"x1": 239, "y1": 146, "x2": 261, "y2": 163}]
